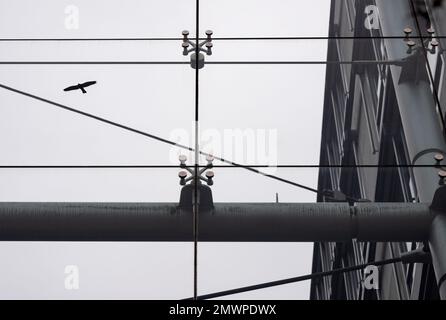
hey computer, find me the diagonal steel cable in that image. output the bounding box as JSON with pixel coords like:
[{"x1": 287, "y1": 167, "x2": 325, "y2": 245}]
[
  {"x1": 0, "y1": 82, "x2": 358, "y2": 200},
  {"x1": 184, "y1": 257, "x2": 402, "y2": 300}
]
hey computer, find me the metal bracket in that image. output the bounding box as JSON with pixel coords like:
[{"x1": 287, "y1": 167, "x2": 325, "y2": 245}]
[
  {"x1": 178, "y1": 154, "x2": 215, "y2": 186},
  {"x1": 404, "y1": 27, "x2": 441, "y2": 55},
  {"x1": 178, "y1": 183, "x2": 214, "y2": 210},
  {"x1": 400, "y1": 247, "x2": 432, "y2": 264},
  {"x1": 410, "y1": 150, "x2": 446, "y2": 186},
  {"x1": 433, "y1": 153, "x2": 446, "y2": 185},
  {"x1": 323, "y1": 189, "x2": 370, "y2": 205},
  {"x1": 181, "y1": 30, "x2": 213, "y2": 69},
  {"x1": 177, "y1": 155, "x2": 215, "y2": 210},
  {"x1": 399, "y1": 27, "x2": 442, "y2": 84},
  {"x1": 431, "y1": 185, "x2": 446, "y2": 213},
  {"x1": 323, "y1": 190, "x2": 347, "y2": 202}
]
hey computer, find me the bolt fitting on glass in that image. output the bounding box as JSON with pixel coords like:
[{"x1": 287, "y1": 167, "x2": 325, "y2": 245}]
[
  {"x1": 181, "y1": 30, "x2": 214, "y2": 69},
  {"x1": 177, "y1": 154, "x2": 215, "y2": 186},
  {"x1": 404, "y1": 27, "x2": 441, "y2": 55},
  {"x1": 434, "y1": 153, "x2": 444, "y2": 167},
  {"x1": 439, "y1": 170, "x2": 446, "y2": 186}
]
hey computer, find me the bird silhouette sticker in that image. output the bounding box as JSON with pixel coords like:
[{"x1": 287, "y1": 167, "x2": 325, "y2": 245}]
[{"x1": 64, "y1": 81, "x2": 97, "y2": 94}]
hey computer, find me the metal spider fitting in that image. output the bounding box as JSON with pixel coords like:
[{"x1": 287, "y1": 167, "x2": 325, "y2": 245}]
[
  {"x1": 181, "y1": 30, "x2": 213, "y2": 69},
  {"x1": 178, "y1": 154, "x2": 215, "y2": 186},
  {"x1": 434, "y1": 153, "x2": 446, "y2": 185},
  {"x1": 404, "y1": 27, "x2": 441, "y2": 55}
]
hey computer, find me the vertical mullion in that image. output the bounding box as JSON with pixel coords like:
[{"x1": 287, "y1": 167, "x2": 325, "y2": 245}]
[{"x1": 193, "y1": 0, "x2": 200, "y2": 301}]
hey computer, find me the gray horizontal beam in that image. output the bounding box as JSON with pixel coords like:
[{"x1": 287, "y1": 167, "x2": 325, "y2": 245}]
[{"x1": 0, "y1": 202, "x2": 434, "y2": 242}]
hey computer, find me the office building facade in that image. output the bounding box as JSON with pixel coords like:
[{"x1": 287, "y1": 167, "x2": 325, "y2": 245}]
[{"x1": 311, "y1": 0, "x2": 446, "y2": 300}]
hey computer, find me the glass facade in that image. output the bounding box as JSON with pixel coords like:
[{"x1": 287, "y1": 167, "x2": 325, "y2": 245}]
[{"x1": 0, "y1": 0, "x2": 445, "y2": 299}]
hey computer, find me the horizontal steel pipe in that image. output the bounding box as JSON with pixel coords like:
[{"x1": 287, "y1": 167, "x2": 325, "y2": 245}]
[
  {"x1": 354, "y1": 203, "x2": 434, "y2": 241},
  {"x1": 0, "y1": 203, "x2": 190, "y2": 241},
  {"x1": 0, "y1": 202, "x2": 434, "y2": 242},
  {"x1": 200, "y1": 203, "x2": 353, "y2": 242}
]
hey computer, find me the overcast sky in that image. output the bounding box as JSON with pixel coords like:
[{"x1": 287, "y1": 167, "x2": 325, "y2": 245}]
[{"x1": 0, "y1": 0, "x2": 330, "y2": 299}]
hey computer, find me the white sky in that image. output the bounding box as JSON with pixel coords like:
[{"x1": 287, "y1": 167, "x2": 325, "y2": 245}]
[{"x1": 0, "y1": 0, "x2": 330, "y2": 299}]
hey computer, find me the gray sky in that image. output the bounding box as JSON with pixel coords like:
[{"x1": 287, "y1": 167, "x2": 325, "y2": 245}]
[{"x1": 0, "y1": 0, "x2": 330, "y2": 299}]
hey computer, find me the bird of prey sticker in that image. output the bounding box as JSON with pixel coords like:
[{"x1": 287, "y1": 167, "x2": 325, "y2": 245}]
[{"x1": 64, "y1": 81, "x2": 97, "y2": 94}]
